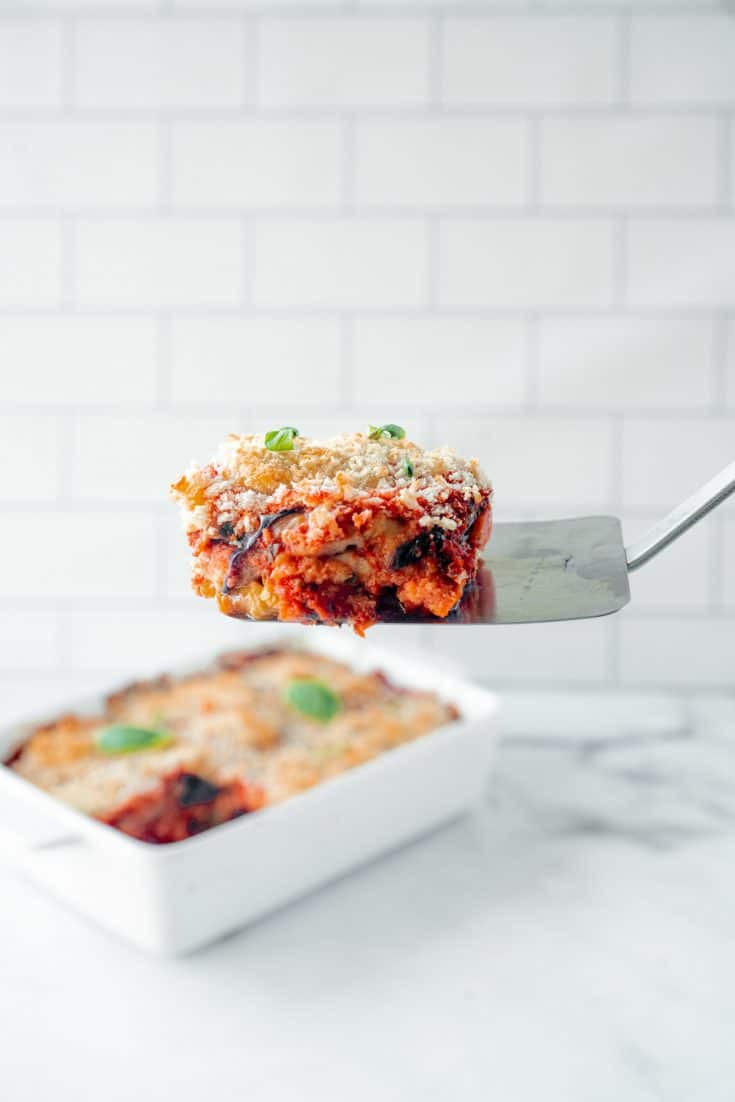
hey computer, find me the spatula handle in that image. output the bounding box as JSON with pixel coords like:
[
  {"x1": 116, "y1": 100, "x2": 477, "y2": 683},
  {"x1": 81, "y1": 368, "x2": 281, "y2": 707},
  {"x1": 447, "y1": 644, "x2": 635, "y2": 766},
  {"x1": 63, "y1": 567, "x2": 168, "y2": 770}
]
[{"x1": 626, "y1": 459, "x2": 735, "y2": 572}]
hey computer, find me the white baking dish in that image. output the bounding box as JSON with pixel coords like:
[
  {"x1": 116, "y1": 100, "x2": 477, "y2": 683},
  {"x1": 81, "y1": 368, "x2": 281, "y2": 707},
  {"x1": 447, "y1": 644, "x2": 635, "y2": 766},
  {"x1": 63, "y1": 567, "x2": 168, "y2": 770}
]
[{"x1": 0, "y1": 632, "x2": 498, "y2": 956}]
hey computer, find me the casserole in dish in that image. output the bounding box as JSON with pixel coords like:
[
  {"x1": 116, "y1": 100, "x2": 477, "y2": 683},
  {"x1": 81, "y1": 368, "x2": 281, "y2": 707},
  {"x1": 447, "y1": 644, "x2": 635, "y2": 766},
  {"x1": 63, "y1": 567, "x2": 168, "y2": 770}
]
[
  {"x1": 0, "y1": 632, "x2": 498, "y2": 955},
  {"x1": 6, "y1": 647, "x2": 462, "y2": 844}
]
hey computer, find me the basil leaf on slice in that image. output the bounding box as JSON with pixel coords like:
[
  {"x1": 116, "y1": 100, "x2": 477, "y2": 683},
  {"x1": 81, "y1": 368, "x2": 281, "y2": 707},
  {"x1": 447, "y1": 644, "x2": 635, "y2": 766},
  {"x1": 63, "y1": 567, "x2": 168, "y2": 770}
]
[
  {"x1": 265, "y1": 426, "x2": 299, "y2": 452},
  {"x1": 368, "y1": 423, "x2": 406, "y2": 441},
  {"x1": 96, "y1": 725, "x2": 173, "y2": 755},
  {"x1": 403, "y1": 457, "x2": 414, "y2": 477},
  {"x1": 285, "y1": 679, "x2": 341, "y2": 723}
]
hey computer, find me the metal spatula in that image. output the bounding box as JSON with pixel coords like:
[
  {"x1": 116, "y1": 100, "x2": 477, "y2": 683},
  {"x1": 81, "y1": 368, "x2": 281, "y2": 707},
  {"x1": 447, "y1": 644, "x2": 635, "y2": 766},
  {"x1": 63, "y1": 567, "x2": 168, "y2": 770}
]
[{"x1": 441, "y1": 459, "x2": 735, "y2": 626}]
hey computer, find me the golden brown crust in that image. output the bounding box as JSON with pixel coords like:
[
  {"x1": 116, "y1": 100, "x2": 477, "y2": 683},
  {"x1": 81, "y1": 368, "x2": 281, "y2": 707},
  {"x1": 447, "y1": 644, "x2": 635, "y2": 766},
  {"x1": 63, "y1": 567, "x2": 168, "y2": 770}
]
[
  {"x1": 172, "y1": 431, "x2": 490, "y2": 534},
  {"x1": 6, "y1": 649, "x2": 460, "y2": 830}
]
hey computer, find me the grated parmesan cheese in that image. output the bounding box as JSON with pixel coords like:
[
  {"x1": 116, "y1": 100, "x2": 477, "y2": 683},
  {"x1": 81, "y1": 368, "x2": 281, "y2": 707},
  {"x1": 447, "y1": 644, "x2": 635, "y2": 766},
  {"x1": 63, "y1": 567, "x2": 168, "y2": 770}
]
[{"x1": 172, "y1": 431, "x2": 492, "y2": 533}]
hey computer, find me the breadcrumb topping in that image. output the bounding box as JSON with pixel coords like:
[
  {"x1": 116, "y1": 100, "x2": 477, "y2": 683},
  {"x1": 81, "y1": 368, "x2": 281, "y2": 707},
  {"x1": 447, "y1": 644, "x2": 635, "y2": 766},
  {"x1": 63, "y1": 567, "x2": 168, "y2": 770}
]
[
  {"x1": 172, "y1": 430, "x2": 492, "y2": 535},
  {"x1": 7, "y1": 650, "x2": 459, "y2": 822}
]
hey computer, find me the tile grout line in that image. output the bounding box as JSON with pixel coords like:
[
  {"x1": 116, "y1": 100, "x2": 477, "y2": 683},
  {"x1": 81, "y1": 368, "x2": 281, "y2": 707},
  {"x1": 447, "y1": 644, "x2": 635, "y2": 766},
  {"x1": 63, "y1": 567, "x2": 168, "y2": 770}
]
[
  {"x1": 524, "y1": 315, "x2": 540, "y2": 410},
  {"x1": 241, "y1": 216, "x2": 255, "y2": 308},
  {"x1": 717, "y1": 112, "x2": 733, "y2": 210},
  {"x1": 9, "y1": 206, "x2": 735, "y2": 221},
  {"x1": 708, "y1": 513, "x2": 726, "y2": 612},
  {"x1": 342, "y1": 115, "x2": 357, "y2": 211},
  {"x1": 1, "y1": 404, "x2": 734, "y2": 422},
  {"x1": 526, "y1": 116, "x2": 541, "y2": 209},
  {"x1": 609, "y1": 411, "x2": 625, "y2": 514},
  {"x1": 425, "y1": 216, "x2": 440, "y2": 312},
  {"x1": 59, "y1": 214, "x2": 76, "y2": 310},
  {"x1": 243, "y1": 14, "x2": 259, "y2": 109},
  {"x1": 55, "y1": 408, "x2": 75, "y2": 506},
  {"x1": 614, "y1": 9, "x2": 632, "y2": 109},
  {"x1": 723, "y1": 315, "x2": 732, "y2": 410},
  {"x1": 428, "y1": 12, "x2": 443, "y2": 109},
  {"x1": 55, "y1": 605, "x2": 71, "y2": 674},
  {"x1": 2, "y1": 305, "x2": 735, "y2": 322},
  {"x1": 155, "y1": 314, "x2": 173, "y2": 409},
  {"x1": 711, "y1": 312, "x2": 729, "y2": 410},
  {"x1": 153, "y1": 509, "x2": 171, "y2": 603},
  {"x1": 0, "y1": 5, "x2": 724, "y2": 19},
  {"x1": 339, "y1": 317, "x2": 354, "y2": 407},
  {"x1": 158, "y1": 117, "x2": 173, "y2": 213},
  {"x1": 4, "y1": 308, "x2": 735, "y2": 328},
  {"x1": 4, "y1": 105, "x2": 735, "y2": 123},
  {"x1": 60, "y1": 14, "x2": 76, "y2": 113},
  {"x1": 612, "y1": 215, "x2": 628, "y2": 309}
]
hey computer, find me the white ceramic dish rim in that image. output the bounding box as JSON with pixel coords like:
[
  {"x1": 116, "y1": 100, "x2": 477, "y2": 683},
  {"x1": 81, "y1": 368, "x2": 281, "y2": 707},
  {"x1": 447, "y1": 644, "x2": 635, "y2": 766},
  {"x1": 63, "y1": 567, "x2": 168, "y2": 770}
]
[{"x1": 0, "y1": 633, "x2": 499, "y2": 864}]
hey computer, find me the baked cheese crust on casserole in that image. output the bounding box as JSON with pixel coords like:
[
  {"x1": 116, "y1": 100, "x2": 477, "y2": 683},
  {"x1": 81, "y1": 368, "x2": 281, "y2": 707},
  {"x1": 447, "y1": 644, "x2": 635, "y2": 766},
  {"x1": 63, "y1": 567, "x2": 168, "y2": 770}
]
[
  {"x1": 5, "y1": 649, "x2": 459, "y2": 844},
  {"x1": 171, "y1": 429, "x2": 492, "y2": 634}
]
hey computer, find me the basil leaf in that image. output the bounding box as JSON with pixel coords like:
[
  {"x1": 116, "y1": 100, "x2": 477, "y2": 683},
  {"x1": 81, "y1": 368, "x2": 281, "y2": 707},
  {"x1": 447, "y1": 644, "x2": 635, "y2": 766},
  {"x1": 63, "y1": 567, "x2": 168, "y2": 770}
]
[
  {"x1": 96, "y1": 725, "x2": 173, "y2": 755},
  {"x1": 368, "y1": 423, "x2": 406, "y2": 441},
  {"x1": 265, "y1": 426, "x2": 299, "y2": 452},
  {"x1": 403, "y1": 457, "x2": 414, "y2": 477},
  {"x1": 285, "y1": 679, "x2": 341, "y2": 723}
]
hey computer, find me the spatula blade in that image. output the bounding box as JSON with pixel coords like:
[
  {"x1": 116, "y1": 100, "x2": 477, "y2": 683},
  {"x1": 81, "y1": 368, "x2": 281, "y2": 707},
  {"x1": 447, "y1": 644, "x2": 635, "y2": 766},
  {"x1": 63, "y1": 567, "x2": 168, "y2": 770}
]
[
  {"x1": 223, "y1": 516, "x2": 630, "y2": 627},
  {"x1": 454, "y1": 515, "x2": 630, "y2": 625}
]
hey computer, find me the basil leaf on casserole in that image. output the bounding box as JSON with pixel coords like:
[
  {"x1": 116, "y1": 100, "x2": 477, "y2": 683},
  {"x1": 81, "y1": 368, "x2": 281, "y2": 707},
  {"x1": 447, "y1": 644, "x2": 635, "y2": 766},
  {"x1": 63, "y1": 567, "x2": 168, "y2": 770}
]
[
  {"x1": 285, "y1": 679, "x2": 341, "y2": 723},
  {"x1": 368, "y1": 424, "x2": 405, "y2": 441},
  {"x1": 96, "y1": 725, "x2": 173, "y2": 755},
  {"x1": 265, "y1": 427, "x2": 299, "y2": 452}
]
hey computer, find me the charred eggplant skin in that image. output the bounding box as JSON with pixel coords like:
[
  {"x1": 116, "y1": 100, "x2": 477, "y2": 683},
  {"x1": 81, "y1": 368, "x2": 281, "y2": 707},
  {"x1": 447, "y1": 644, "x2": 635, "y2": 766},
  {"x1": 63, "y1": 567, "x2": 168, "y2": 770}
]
[
  {"x1": 175, "y1": 773, "x2": 221, "y2": 808},
  {"x1": 223, "y1": 508, "x2": 303, "y2": 594},
  {"x1": 391, "y1": 529, "x2": 452, "y2": 570},
  {"x1": 391, "y1": 507, "x2": 488, "y2": 572},
  {"x1": 391, "y1": 531, "x2": 432, "y2": 570}
]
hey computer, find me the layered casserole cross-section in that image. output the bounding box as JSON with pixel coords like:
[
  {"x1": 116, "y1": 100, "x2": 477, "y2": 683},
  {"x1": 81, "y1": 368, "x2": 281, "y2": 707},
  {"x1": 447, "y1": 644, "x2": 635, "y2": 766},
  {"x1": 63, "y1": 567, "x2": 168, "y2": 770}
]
[{"x1": 171, "y1": 428, "x2": 493, "y2": 634}]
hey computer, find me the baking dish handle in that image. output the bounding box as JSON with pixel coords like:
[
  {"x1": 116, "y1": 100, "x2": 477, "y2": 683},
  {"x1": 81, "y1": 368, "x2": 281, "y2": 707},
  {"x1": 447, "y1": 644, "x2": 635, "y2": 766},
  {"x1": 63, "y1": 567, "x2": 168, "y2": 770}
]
[{"x1": 0, "y1": 792, "x2": 80, "y2": 871}]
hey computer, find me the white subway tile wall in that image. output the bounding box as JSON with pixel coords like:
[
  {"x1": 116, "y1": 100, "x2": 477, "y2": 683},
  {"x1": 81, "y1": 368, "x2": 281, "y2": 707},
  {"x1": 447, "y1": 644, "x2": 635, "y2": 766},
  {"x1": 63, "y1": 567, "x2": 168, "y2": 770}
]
[
  {"x1": 536, "y1": 320, "x2": 715, "y2": 409},
  {"x1": 626, "y1": 219, "x2": 735, "y2": 307},
  {"x1": 0, "y1": 21, "x2": 63, "y2": 108},
  {"x1": 75, "y1": 219, "x2": 244, "y2": 306},
  {"x1": 0, "y1": 512, "x2": 157, "y2": 599},
  {"x1": 0, "y1": 414, "x2": 61, "y2": 501},
  {"x1": 0, "y1": 3, "x2": 733, "y2": 695},
  {"x1": 170, "y1": 319, "x2": 343, "y2": 405},
  {"x1": 254, "y1": 218, "x2": 428, "y2": 307},
  {"x1": 0, "y1": 122, "x2": 160, "y2": 209},
  {"x1": 441, "y1": 17, "x2": 617, "y2": 106},
  {"x1": 354, "y1": 120, "x2": 528, "y2": 208},
  {"x1": 74, "y1": 20, "x2": 245, "y2": 109},
  {"x1": 256, "y1": 19, "x2": 430, "y2": 108},
  {"x1": 0, "y1": 610, "x2": 59, "y2": 673},
  {"x1": 540, "y1": 118, "x2": 720, "y2": 208},
  {"x1": 0, "y1": 319, "x2": 159, "y2": 404},
  {"x1": 172, "y1": 122, "x2": 344, "y2": 209},
  {"x1": 630, "y1": 14, "x2": 735, "y2": 105},
  {"x1": 439, "y1": 218, "x2": 615, "y2": 307},
  {"x1": 0, "y1": 221, "x2": 62, "y2": 305}
]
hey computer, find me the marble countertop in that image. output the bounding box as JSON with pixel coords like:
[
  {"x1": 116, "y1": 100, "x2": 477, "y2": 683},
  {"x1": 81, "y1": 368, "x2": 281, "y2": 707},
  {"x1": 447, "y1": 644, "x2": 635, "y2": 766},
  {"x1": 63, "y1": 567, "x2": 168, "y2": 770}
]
[{"x1": 1, "y1": 691, "x2": 734, "y2": 1102}]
